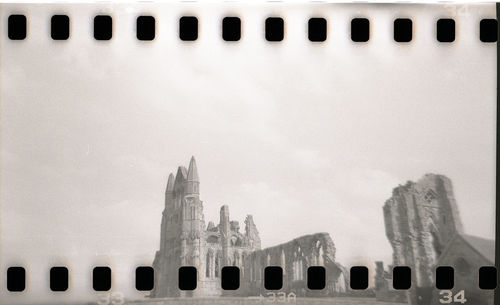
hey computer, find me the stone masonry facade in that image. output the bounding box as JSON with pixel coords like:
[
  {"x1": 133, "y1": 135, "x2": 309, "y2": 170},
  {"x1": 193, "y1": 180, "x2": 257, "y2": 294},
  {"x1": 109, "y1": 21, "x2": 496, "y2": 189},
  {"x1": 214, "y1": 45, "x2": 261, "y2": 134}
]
[
  {"x1": 381, "y1": 174, "x2": 464, "y2": 305},
  {"x1": 151, "y1": 157, "x2": 346, "y2": 298}
]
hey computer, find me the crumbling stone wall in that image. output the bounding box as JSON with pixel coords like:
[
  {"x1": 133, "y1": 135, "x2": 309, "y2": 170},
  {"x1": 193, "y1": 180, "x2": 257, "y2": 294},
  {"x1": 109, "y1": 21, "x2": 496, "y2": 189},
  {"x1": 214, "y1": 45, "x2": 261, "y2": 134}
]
[
  {"x1": 382, "y1": 174, "x2": 463, "y2": 305},
  {"x1": 237, "y1": 233, "x2": 347, "y2": 297}
]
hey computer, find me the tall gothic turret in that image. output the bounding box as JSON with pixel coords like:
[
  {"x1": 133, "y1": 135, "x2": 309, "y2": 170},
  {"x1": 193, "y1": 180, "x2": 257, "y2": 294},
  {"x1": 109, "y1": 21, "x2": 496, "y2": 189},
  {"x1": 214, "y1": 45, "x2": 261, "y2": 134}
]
[
  {"x1": 186, "y1": 156, "x2": 200, "y2": 196},
  {"x1": 166, "y1": 173, "x2": 175, "y2": 193},
  {"x1": 245, "y1": 215, "x2": 261, "y2": 250},
  {"x1": 165, "y1": 173, "x2": 175, "y2": 206},
  {"x1": 153, "y1": 157, "x2": 206, "y2": 298},
  {"x1": 220, "y1": 205, "x2": 230, "y2": 266},
  {"x1": 160, "y1": 173, "x2": 176, "y2": 252}
]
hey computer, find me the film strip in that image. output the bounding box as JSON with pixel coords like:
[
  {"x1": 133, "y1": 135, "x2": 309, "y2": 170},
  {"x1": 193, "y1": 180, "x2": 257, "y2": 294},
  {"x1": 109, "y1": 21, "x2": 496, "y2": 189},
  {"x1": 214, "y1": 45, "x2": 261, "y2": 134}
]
[
  {"x1": 5, "y1": 14, "x2": 500, "y2": 42},
  {"x1": 0, "y1": 2, "x2": 498, "y2": 305},
  {"x1": 5, "y1": 264, "x2": 499, "y2": 292}
]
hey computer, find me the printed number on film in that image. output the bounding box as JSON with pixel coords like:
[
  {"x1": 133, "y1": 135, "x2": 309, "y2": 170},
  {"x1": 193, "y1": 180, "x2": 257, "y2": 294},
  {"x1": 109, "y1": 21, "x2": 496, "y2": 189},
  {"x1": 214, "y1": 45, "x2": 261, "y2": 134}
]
[
  {"x1": 439, "y1": 290, "x2": 467, "y2": 304},
  {"x1": 261, "y1": 292, "x2": 297, "y2": 303},
  {"x1": 97, "y1": 292, "x2": 125, "y2": 305}
]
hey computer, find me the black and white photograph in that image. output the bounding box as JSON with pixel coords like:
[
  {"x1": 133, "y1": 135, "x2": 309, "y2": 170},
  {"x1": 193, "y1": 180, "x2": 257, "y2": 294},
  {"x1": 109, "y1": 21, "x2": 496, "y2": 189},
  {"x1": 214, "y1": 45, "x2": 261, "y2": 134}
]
[{"x1": 0, "y1": 3, "x2": 497, "y2": 305}]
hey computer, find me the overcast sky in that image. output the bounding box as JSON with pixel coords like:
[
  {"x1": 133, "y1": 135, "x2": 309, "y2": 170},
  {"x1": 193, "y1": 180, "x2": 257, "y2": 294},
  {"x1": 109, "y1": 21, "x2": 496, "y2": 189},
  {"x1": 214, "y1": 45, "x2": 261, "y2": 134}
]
[{"x1": 0, "y1": 3, "x2": 497, "y2": 304}]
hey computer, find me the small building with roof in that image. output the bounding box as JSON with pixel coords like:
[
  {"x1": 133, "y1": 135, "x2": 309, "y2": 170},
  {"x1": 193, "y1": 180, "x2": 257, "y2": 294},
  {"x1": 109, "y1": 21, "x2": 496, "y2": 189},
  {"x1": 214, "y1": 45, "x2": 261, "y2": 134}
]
[{"x1": 430, "y1": 233, "x2": 494, "y2": 305}]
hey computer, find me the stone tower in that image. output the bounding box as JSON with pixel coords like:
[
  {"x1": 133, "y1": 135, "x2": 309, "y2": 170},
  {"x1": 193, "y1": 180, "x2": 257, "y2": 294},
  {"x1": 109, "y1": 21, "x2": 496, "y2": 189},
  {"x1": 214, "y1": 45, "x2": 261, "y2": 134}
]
[
  {"x1": 383, "y1": 174, "x2": 463, "y2": 305},
  {"x1": 152, "y1": 156, "x2": 207, "y2": 297}
]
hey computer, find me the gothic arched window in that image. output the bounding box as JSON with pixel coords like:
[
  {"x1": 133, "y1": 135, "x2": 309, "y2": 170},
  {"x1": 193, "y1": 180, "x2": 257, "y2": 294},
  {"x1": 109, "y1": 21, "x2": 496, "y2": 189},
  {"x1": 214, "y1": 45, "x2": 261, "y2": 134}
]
[
  {"x1": 293, "y1": 261, "x2": 299, "y2": 281},
  {"x1": 206, "y1": 252, "x2": 211, "y2": 278},
  {"x1": 191, "y1": 206, "x2": 196, "y2": 219},
  {"x1": 424, "y1": 189, "x2": 437, "y2": 204},
  {"x1": 234, "y1": 252, "x2": 240, "y2": 266},
  {"x1": 215, "y1": 253, "x2": 220, "y2": 278},
  {"x1": 299, "y1": 261, "x2": 303, "y2": 280},
  {"x1": 281, "y1": 250, "x2": 286, "y2": 274},
  {"x1": 318, "y1": 246, "x2": 324, "y2": 266}
]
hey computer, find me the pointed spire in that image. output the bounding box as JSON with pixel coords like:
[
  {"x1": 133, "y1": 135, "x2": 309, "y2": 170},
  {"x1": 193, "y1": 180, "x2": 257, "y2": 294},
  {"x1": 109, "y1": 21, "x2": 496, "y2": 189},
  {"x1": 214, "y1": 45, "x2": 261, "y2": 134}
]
[
  {"x1": 166, "y1": 173, "x2": 175, "y2": 193},
  {"x1": 187, "y1": 156, "x2": 199, "y2": 182}
]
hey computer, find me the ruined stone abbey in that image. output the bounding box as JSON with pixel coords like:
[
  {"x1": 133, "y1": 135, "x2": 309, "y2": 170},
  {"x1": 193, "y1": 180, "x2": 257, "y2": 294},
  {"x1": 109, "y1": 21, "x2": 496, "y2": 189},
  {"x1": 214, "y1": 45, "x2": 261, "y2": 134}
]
[
  {"x1": 151, "y1": 157, "x2": 347, "y2": 297},
  {"x1": 379, "y1": 174, "x2": 494, "y2": 305}
]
